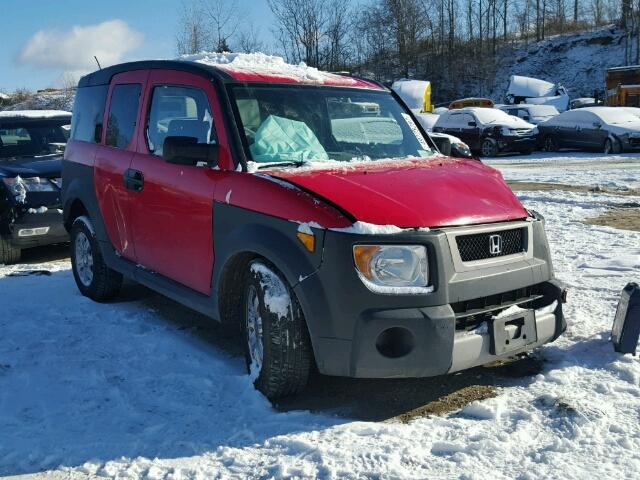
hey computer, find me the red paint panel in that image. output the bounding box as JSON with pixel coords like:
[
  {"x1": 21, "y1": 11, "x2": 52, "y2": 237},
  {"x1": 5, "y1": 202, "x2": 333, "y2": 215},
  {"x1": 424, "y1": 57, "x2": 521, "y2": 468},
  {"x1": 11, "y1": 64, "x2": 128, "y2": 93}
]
[
  {"x1": 267, "y1": 158, "x2": 528, "y2": 228},
  {"x1": 94, "y1": 70, "x2": 148, "y2": 260},
  {"x1": 128, "y1": 69, "x2": 229, "y2": 294},
  {"x1": 213, "y1": 172, "x2": 351, "y2": 228}
]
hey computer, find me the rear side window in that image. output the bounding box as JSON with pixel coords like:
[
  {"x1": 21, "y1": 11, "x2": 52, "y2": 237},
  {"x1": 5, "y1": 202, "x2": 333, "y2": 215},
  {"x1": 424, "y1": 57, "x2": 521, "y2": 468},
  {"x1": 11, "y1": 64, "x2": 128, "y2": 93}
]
[
  {"x1": 146, "y1": 85, "x2": 215, "y2": 156},
  {"x1": 70, "y1": 85, "x2": 108, "y2": 143},
  {"x1": 106, "y1": 84, "x2": 141, "y2": 149}
]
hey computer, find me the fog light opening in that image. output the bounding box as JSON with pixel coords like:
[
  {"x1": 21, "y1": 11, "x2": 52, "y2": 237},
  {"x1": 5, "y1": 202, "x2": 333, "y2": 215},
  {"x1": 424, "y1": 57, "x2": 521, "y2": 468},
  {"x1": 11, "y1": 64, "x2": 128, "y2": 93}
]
[{"x1": 375, "y1": 327, "x2": 415, "y2": 358}]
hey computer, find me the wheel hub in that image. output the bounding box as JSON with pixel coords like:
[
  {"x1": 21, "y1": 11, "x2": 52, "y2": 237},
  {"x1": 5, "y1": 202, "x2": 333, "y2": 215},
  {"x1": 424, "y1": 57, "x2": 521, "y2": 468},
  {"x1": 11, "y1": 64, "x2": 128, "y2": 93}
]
[{"x1": 74, "y1": 231, "x2": 94, "y2": 287}]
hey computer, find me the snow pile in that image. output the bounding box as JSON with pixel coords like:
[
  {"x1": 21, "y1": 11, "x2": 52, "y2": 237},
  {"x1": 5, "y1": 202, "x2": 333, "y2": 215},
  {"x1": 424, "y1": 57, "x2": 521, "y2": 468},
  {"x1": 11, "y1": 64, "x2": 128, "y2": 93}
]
[
  {"x1": 486, "y1": 152, "x2": 640, "y2": 190},
  {"x1": 1, "y1": 152, "x2": 640, "y2": 478},
  {"x1": 179, "y1": 52, "x2": 358, "y2": 85},
  {"x1": 250, "y1": 262, "x2": 292, "y2": 320},
  {"x1": 0, "y1": 110, "x2": 71, "y2": 119}
]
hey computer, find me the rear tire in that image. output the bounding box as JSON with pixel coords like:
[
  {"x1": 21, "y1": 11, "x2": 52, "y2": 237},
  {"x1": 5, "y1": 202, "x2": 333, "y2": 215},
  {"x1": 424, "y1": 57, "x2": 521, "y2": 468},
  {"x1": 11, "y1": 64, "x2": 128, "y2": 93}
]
[
  {"x1": 70, "y1": 217, "x2": 122, "y2": 301},
  {"x1": 243, "y1": 259, "x2": 312, "y2": 399},
  {"x1": 0, "y1": 237, "x2": 21, "y2": 264},
  {"x1": 480, "y1": 138, "x2": 498, "y2": 157},
  {"x1": 544, "y1": 136, "x2": 558, "y2": 152}
]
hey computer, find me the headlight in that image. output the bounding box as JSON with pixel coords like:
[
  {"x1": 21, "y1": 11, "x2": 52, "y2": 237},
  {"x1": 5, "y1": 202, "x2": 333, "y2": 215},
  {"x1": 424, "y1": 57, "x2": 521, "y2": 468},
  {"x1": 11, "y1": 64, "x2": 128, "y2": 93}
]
[
  {"x1": 353, "y1": 245, "x2": 431, "y2": 294},
  {"x1": 51, "y1": 178, "x2": 63, "y2": 189},
  {"x1": 2, "y1": 176, "x2": 56, "y2": 201},
  {"x1": 501, "y1": 126, "x2": 513, "y2": 136}
]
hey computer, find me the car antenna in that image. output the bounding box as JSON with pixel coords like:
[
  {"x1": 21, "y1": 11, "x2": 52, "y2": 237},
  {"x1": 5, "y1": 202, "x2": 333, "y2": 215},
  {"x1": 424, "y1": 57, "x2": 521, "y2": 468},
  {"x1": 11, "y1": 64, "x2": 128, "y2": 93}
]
[{"x1": 94, "y1": 56, "x2": 102, "y2": 70}]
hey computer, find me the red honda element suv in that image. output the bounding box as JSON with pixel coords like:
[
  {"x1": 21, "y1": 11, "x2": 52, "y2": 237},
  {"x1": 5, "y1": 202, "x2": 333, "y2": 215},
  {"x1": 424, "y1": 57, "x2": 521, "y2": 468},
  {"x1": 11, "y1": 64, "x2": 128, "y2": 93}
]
[{"x1": 63, "y1": 56, "x2": 566, "y2": 399}]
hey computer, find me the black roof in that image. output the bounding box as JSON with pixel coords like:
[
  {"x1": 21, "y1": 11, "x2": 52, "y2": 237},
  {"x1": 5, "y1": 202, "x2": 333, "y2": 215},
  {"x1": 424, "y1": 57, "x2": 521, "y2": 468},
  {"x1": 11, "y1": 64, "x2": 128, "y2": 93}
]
[{"x1": 78, "y1": 60, "x2": 232, "y2": 87}]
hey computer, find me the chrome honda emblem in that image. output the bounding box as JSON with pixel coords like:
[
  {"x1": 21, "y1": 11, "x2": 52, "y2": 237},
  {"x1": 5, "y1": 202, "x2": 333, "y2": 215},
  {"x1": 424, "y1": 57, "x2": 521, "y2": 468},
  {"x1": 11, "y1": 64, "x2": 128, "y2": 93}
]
[{"x1": 489, "y1": 234, "x2": 503, "y2": 255}]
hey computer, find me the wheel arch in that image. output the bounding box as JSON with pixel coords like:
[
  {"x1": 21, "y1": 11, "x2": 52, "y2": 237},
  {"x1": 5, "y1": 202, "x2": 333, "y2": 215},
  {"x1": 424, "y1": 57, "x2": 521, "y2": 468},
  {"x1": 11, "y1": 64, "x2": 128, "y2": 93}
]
[{"x1": 212, "y1": 204, "x2": 324, "y2": 335}]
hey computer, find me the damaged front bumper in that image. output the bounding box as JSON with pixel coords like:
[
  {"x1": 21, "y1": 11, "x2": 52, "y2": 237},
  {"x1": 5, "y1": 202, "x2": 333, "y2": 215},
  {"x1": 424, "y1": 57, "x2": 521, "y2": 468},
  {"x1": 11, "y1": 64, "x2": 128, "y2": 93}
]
[
  {"x1": 294, "y1": 219, "x2": 566, "y2": 378},
  {"x1": 1, "y1": 191, "x2": 68, "y2": 249}
]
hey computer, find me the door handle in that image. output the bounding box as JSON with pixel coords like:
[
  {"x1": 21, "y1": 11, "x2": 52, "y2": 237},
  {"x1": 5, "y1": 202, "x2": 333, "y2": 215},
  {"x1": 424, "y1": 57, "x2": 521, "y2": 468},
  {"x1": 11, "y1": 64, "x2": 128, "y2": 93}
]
[{"x1": 124, "y1": 169, "x2": 144, "y2": 192}]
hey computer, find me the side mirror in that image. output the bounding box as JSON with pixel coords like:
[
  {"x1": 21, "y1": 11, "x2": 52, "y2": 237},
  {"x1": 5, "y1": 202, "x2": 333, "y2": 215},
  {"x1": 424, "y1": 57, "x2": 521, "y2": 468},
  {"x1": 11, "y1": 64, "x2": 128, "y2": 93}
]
[
  {"x1": 593, "y1": 122, "x2": 602, "y2": 128},
  {"x1": 523, "y1": 115, "x2": 530, "y2": 121},
  {"x1": 431, "y1": 136, "x2": 451, "y2": 156},
  {"x1": 93, "y1": 123, "x2": 102, "y2": 143},
  {"x1": 468, "y1": 121, "x2": 477, "y2": 127},
  {"x1": 162, "y1": 136, "x2": 219, "y2": 167}
]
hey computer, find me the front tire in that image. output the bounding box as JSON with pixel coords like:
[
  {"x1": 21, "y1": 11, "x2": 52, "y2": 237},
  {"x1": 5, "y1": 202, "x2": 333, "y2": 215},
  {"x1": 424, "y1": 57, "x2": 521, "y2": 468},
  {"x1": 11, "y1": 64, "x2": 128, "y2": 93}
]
[
  {"x1": 70, "y1": 217, "x2": 122, "y2": 301},
  {"x1": 0, "y1": 237, "x2": 21, "y2": 264},
  {"x1": 480, "y1": 138, "x2": 498, "y2": 157},
  {"x1": 544, "y1": 136, "x2": 558, "y2": 152},
  {"x1": 604, "y1": 137, "x2": 621, "y2": 154},
  {"x1": 243, "y1": 260, "x2": 312, "y2": 399}
]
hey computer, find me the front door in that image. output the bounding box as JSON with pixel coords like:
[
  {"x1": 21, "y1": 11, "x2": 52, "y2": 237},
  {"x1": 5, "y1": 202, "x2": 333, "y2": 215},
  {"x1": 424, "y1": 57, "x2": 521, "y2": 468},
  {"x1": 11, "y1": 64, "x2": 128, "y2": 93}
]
[
  {"x1": 94, "y1": 71, "x2": 147, "y2": 260},
  {"x1": 128, "y1": 70, "x2": 230, "y2": 294}
]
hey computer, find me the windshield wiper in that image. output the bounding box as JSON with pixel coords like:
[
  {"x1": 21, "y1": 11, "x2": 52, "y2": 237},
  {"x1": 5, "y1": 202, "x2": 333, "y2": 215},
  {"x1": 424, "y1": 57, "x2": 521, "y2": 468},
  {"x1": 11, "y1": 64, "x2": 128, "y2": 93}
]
[{"x1": 256, "y1": 161, "x2": 305, "y2": 169}]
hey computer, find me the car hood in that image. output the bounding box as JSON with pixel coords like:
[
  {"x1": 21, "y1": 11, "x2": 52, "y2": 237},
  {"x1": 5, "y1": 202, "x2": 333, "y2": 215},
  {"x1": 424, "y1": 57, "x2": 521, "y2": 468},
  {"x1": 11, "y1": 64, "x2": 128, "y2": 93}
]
[
  {"x1": 485, "y1": 118, "x2": 536, "y2": 130},
  {"x1": 0, "y1": 156, "x2": 62, "y2": 178},
  {"x1": 266, "y1": 157, "x2": 528, "y2": 228},
  {"x1": 607, "y1": 123, "x2": 640, "y2": 136}
]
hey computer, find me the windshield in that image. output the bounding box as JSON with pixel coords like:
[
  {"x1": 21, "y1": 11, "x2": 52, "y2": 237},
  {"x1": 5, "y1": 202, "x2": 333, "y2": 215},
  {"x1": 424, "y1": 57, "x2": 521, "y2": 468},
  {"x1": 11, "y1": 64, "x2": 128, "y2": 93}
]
[
  {"x1": 0, "y1": 119, "x2": 70, "y2": 159},
  {"x1": 230, "y1": 86, "x2": 434, "y2": 167},
  {"x1": 527, "y1": 105, "x2": 559, "y2": 116}
]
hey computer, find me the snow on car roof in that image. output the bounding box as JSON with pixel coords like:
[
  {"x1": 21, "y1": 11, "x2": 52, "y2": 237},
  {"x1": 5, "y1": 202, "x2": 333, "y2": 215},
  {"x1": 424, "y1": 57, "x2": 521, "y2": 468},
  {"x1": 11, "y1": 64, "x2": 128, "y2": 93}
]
[
  {"x1": 0, "y1": 110, "x2": 71, "y2": 119},
  {"x1": 507, "y1": 75, "x2": 557, "y2": 98},
  {"x1": 179, "y1": 52, "x2": 382, "y2": 89},
  {"x1": 581, "y1": 106, "x2": 640, "y2": 124}
]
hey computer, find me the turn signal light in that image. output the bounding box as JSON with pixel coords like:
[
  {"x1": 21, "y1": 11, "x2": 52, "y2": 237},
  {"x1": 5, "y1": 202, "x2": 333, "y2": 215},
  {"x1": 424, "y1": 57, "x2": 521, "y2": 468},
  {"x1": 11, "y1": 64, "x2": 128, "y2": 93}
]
[{"x1": 297, "y1": 231, "x2": 315, "y2": 252}]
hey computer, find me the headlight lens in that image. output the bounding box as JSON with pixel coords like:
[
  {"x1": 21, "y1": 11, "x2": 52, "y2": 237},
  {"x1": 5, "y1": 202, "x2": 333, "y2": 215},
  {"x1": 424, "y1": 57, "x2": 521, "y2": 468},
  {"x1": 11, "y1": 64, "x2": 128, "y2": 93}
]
[
  {"x1": 353, "y1": 245, "x2": 430, "y2": 293},
  {"x1": 51, "y1": 178, "x2": 63, "y2": 189},
  {"x1": 501, "y1": 126, "x2": 513, "y2": 136},
  {"x1": 2, "y1": 176, "x2": 57, "y2": 201}
]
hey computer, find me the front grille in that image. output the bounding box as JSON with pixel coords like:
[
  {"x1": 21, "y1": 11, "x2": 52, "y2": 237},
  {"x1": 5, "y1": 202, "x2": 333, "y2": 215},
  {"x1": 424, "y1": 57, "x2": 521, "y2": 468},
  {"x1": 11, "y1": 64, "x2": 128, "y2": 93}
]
[
  {"x1": 452, "y1": 284, "x2": 545, "y2": 331},
  {"x1": 456, "y1": 227, "x2": 525, "y2": 262},
  {"x1": 512, "y1": 128, "x2": 534, "y2": 136}
]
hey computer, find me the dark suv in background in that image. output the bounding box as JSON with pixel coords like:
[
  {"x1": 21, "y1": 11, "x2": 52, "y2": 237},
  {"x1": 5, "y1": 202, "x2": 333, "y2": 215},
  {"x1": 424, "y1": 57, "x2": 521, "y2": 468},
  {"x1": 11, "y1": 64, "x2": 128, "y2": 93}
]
[{"x1": 0, "y1": 110, "x2": 70, "y2": 263}]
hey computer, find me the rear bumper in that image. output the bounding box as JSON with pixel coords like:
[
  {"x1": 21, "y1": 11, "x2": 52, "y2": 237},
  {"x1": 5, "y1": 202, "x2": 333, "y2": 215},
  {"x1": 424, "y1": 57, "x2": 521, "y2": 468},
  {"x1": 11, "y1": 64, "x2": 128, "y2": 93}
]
[{"x1": 2, "y1": 209, "x2": 68, "y2": 248}]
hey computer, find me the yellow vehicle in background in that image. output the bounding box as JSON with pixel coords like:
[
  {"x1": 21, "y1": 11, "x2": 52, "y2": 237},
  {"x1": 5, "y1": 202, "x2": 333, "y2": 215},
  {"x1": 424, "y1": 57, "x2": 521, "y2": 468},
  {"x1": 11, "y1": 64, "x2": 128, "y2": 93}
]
[
  {"x1": 606, "y1": 66, "x2": 640, "y2": 107},
  {"x1": 449, "y1": 98, "x2": 494, "y2": 109},
  {"x1": 390, "y1": 79, "x2": 434, "y2": 113}
]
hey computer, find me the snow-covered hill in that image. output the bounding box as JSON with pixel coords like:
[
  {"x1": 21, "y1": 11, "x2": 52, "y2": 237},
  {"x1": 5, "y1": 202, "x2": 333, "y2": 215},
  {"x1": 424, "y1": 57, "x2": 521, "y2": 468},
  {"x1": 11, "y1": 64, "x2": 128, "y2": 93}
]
[{"x1": 488, "y1": 26, "x2": 631, "y2": 101}]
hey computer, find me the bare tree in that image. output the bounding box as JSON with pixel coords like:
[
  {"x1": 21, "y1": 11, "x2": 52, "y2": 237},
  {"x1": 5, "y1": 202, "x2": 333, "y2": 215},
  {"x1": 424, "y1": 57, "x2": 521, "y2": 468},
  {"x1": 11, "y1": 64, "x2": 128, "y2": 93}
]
[
  {"x1": 176, "y1": 0, "x2": 211, "y2": 55},
  {"x1": 202, "y1": 0, "x2": 242, "y2": 52},
  {"x1": 237, "y1": 23, "x2": 264, "y2": 53}
]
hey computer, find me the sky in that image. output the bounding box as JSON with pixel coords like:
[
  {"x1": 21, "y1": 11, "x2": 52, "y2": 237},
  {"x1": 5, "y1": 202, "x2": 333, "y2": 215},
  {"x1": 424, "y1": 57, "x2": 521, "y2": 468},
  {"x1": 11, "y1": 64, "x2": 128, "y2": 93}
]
[{"x1": 1, "y1": 0, "x2": 276, "y2": 92}]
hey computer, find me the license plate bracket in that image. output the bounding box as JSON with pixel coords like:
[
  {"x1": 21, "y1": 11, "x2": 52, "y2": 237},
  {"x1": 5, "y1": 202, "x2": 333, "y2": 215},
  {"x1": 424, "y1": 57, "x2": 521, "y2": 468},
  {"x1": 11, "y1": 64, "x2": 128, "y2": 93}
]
[{"x1": 490, "y1": 310, "x2": 537, "y2": 355}]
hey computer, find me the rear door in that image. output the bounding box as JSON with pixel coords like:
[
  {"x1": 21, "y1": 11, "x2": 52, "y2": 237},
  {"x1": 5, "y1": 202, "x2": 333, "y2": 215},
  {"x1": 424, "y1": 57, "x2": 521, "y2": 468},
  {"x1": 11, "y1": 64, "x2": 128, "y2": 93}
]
[
  {"x1": 94, "y1": 71, "x2": 147, "y2": 260},
  {"x1": 128, "y1": 70, "x2": 230, "y2": 294}
]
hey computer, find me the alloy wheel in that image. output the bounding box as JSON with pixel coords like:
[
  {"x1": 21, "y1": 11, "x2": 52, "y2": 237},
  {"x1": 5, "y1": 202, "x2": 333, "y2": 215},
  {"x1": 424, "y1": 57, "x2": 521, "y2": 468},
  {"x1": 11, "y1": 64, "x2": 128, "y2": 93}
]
[{"x1": 74, "y1": 231, "x2": 94, "y2": 287}]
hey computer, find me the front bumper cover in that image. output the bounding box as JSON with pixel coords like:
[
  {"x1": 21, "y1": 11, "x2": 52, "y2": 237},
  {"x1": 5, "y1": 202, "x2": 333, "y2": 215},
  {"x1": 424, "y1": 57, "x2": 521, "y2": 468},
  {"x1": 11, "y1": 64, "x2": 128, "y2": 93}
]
[{"x1": 294, "y1": 219, "x2": 565, "y2": 378}]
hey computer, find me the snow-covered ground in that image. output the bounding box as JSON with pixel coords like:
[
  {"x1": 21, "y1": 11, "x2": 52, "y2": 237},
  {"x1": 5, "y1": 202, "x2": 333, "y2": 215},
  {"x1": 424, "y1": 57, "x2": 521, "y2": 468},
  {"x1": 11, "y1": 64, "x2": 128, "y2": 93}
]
[{"x1": 1, "y1": 152, "x2": 640, "y2": 479}]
